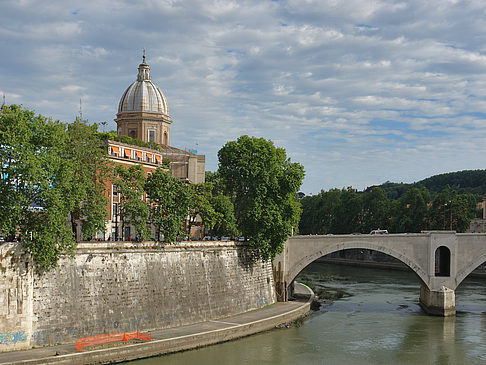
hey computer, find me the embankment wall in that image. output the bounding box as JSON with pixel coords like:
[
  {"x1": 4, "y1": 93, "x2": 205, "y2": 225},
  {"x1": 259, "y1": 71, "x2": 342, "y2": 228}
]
[{"x1": 0, "y1": 241, "x2": 275, "y2": 351}]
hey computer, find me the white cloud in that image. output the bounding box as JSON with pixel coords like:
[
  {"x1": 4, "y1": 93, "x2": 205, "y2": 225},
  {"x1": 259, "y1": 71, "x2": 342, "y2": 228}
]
[
  {"x1": 1, "y1": 0, "x2": 486, "y2": 193},
  {"x1": 60, "y1": 85, "x2": 86, "y2": 93}
]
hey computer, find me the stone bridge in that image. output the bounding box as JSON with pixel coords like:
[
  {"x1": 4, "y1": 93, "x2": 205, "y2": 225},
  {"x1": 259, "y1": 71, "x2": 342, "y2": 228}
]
[{"x1": 272, "y1": 231, "x2": 486, "y2": 316}]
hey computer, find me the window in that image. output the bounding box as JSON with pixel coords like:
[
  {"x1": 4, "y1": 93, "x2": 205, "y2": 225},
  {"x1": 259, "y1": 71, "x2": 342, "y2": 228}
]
[
  {"x1": 148, "y1": 129, "x2": 156, "y2": 143},
  {"x1": 112, "y1": 203, "x2": 118, "y2": 222}
]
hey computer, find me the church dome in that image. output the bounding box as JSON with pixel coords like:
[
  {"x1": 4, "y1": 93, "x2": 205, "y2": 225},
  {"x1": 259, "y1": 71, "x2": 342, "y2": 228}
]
[{"x1": 118, "y1": 55, "x2": 169, "y2": 115}]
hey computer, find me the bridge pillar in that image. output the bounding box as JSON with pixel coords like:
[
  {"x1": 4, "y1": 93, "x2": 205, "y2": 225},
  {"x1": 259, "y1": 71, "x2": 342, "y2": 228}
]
[
  {"x1": 419, "y1": 284, "x2": 456, "y2": 317},
  {"x1": 272, "y1": 260, "x2": 288, "y2": 301}
]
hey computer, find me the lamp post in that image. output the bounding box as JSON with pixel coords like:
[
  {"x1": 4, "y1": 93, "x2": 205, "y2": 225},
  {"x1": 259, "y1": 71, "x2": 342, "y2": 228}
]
[
  {"x1": 450, "y1": 200, "x2": 453, "y2": 231},
  {"x1": 114, "y1": 204, "x2": 119, "y2": 241}
]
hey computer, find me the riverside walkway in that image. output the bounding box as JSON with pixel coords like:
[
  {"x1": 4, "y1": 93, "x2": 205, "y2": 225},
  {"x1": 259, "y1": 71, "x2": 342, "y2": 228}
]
[{"x1": 0, "y1": 284, "x2": 313, "y2": 365}]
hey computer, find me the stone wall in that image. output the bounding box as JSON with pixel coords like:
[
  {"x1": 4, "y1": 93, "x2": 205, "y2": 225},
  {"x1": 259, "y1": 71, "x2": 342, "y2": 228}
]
[
  {"x1": 0, "y1": 243, "x2": 33, "y2": 351},
  {"x1": 0, "y1": 241, "x2": 275, "y2": 351}
]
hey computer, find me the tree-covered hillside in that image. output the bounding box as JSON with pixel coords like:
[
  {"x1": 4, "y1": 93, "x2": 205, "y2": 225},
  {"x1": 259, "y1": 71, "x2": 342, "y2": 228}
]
[
  {"x1": 417, "y1": 170, "x2": 486, "y2": 196},
  {"x1": 300, "y1": 170, "x2": 486, "y2": 235},
  {"x1": 364, "y1": 170, "x2": 486, "y2": 199}
]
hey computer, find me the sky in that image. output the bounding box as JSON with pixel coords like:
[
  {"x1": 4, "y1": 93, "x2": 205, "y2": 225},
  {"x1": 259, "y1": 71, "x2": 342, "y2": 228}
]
[{"x1": 1, "y1": 0, "x2": 486, "y2": 195}]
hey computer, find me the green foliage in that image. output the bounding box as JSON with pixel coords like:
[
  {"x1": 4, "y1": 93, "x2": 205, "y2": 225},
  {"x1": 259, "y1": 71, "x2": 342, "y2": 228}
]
[
  {"x1": 115, "y1": 164, "x2": 150, "y2": 241},
  {"x1": 366, "y1": 170, "x2": 486, "y2": 200},
  {"x1": 210, "y1": 194, "x2": 239, "y2": 238},
  {"x1": 451, "y1": 194, "x2": 478, "y2": 232},
  {"x1": 418, "y1": 170, "x2": 486, "y2": 195},
  {"x1": 66, "y1": 118, "x2": 111, "y2": 240},
  {"x1": 391, "y1": 187, "x2": 430, "y2": 232},
  {"x1": 0, "y1": 105, "x2": 77, "y2": 268},
  {"x1": 97, "y1": 131, "x2": 165, "y2": 154},
  {"x1": 205, "y1": 171, "x2": 225, "y2": 196},
  {"x1": 428, "y1": 186, "x2": 477, "y2": 231},
  {"x1": 300, "y1": 179, "x2": 481, "y2": 235},
  {"x1": 187, "y1": 183, "x2": 217, "y2": 236},
  {"x1": 359, "y1": 187, "x2": 390, "y2": 233},
  {"x1": 218, "y1": 135, "x2": 304, "y2": 259},
  {"x1": 364, "y1": 181, "x2": 412, "y2": 200},
  {"x1": 333, "y1": 187, "x2": 362, "y2": 233},
  {"x1": 145, "y1": 168, "x2": 190, "y2": 243}
]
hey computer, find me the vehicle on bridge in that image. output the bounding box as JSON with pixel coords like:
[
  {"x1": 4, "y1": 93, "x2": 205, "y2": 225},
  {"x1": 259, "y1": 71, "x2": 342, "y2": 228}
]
[{"x1": 370, "y1": 229, "x2": 388, "y2": 235}]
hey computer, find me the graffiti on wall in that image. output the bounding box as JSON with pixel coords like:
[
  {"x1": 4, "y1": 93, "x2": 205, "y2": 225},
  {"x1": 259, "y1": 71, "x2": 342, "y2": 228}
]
[{"x1": 0, "y1": 331, "x2": 27, "y2": 345}]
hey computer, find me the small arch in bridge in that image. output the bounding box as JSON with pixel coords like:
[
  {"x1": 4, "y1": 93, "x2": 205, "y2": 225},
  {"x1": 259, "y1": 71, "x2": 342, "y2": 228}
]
[{"x1": 435, "y1": 246, "x2": 451, "y2": 277}]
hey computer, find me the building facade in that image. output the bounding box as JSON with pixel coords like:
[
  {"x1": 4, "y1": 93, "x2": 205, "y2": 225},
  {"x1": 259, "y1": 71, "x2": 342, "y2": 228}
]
[{"x1": 103, "y1": 54, "x2": 205, "y2": 241}]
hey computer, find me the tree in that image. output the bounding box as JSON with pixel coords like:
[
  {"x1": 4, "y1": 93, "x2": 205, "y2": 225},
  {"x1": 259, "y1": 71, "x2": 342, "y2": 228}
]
[
  {"x1": 0, "y1": 105, "x2": 77, "y2": 268},
  {"x1": 66, "y1": 118, "x2": 111, "y2": 241},
  {"x1": 205, "y1": 171, "x2": 225, "y2": 196},
  {"x1": 299, "y1": 193, "x2": 324, "y2": 235},
  {"x1": 197, "y1": 172, "x2": 239, "y2": 238},
  {"x1": 218, "y1": 135, "x2": 304, "y2": 259},
  {"x1": 187, "y1": 182, "x2": 218, "y2": 238},
  {"x1": 332, "y1": 187, "x2": 362, "y2": 233},
  {"x1": 210, "y1": 194, "x2": 239, "y2": 239},
  {"x1": 391, "y1": 187, "x2": 430, "y2": 232},
  {"x1": 428, "y1": 186, "x2": 477, "y2": 232},
  {"x1": 359, "y1": 187, "x2": 390, "y2": 233},
  {"x1": 450, "y1": 193, "x2": 477, "y2": 232},
  {"x1": 115, "y1": 164, "x2": 150, "y2": 241},
  {"x1": 318, "y1": 189, "x2": 342, "y2": 234},
  {"x1": 145, "y1": 167, "x2": 190, "y2": 242}
]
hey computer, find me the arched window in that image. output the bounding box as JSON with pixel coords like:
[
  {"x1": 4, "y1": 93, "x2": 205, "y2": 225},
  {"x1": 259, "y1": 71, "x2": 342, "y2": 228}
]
[
  {"x1": 435, "y1": 246, "x2": 451, "y2": 277},
  {"x1": 148, "y1": 129, "x2": 156, "y2": 143},
  {"x1": 163, "y1": 132, "x2": 168, "y2": 145}
]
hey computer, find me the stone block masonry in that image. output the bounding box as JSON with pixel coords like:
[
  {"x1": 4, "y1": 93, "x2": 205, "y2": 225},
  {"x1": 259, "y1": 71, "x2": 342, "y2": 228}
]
[{"x1": 0, "y1": 241, "x2": 275, "y2": 351}]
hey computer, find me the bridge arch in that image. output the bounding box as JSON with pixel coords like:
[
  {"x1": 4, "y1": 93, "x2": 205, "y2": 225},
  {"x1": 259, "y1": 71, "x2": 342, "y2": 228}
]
[
  {"x1": 275, "y1": 232, "x2": 486, "y2": 316},
  {"x1": 286, "y1": 239, "x2": 429, "y2": 288},
  {"x1": 456, "y1": 253, "x2": 486, "y2": 287}
]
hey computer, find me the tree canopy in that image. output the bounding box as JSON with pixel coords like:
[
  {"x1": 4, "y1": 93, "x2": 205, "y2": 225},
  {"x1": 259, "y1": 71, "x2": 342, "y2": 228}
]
[
  {"x1": 67, "y1": 118, "x2": 111, "y2": 240},
  {"x1": 218, "y1": 135, "x2": 304, "y2": 259},
  {"x1": 145, "y1": 167, "x2": 190, "y2": 242},
  {"x1": 115, "y1": 164, "x2": 150, "y2": 241},
  {"x1": 299, "y1": 184, "x2": 480, "y2": 235},
  {"x1": 0, "y1": 105, "x2": 114, "y2": 268},
  {"x1": 0, "y1": 105, "x2": 76, "y2": 268},
  {"x1": 365, "y1": 169, "x2": 486, "y2": 199}
]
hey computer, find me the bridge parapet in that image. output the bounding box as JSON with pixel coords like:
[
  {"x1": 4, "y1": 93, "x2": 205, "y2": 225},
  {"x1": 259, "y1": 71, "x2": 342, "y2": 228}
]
[{"x1": 273, "y1": 232, "x2": 486, "y2": 316}]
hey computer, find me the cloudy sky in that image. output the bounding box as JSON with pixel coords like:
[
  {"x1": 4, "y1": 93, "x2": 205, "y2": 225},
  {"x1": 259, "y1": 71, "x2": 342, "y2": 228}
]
[{"x1": 2, "y1": 0, "x2": 486, "y2": 194}]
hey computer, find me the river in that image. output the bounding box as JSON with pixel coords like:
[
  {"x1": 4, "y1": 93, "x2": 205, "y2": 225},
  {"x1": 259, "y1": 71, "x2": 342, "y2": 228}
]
[{"x1": 126, "y1": 262, "x2": 486, "y2": 364}]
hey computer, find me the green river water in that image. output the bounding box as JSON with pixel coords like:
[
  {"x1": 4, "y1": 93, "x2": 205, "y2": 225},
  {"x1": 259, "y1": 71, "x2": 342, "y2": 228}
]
[{"x1": 126, "y1": 262, "x2": 486, "y2": 364}]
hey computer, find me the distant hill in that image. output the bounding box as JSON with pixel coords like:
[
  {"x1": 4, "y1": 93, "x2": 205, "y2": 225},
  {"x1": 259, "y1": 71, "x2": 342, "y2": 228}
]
[{"x1": 364, "y1": 170, "x2": 486, "y2": 199}]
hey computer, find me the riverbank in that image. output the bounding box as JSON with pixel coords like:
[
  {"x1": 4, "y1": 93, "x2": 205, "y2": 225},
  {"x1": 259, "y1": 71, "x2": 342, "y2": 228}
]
[
  {"x1": 0, "y1": 283, "x2": 313, "y2": 365},
  {"x1": 0, "y1": 241, "x2": 277, "y2": 352}
]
